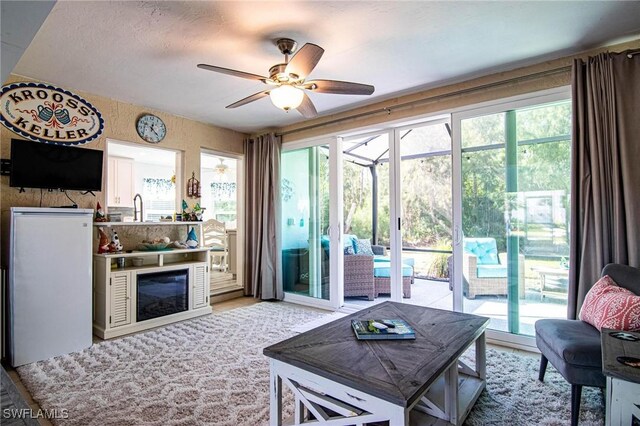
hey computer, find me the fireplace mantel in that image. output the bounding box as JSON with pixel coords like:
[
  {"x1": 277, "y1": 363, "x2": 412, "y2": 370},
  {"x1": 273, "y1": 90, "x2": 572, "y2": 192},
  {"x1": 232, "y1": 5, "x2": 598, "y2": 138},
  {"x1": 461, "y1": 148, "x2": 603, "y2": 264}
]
[{"x1": 92, "y1": 248, "x2": 212, "y2": 339}]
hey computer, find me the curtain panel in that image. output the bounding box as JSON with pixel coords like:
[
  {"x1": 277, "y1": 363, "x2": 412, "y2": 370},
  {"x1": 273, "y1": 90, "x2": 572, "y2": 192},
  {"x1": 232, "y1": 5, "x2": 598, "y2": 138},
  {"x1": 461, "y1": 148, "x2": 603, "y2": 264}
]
[
  {"x1": 568, "y1": 51, "x2": 640, "y2": 318},
  {"x1": 243, "y1": 133, "x2": 283, "y2": 300}
]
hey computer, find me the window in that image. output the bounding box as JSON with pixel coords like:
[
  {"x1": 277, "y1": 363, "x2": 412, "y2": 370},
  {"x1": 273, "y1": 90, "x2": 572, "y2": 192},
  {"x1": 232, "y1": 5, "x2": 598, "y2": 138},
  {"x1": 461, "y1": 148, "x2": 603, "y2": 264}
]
[
  {"x1": 200, "y1": 153, "x2": 238, "y2": 227},
  {"x1": 107, "y1": 141, "x2": 179, "y2": 221}
]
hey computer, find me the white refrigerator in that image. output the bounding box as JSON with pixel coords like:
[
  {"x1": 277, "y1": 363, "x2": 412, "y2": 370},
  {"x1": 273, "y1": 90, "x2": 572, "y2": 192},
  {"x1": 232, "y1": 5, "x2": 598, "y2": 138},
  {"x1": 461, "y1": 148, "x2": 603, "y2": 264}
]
[{"x1": 9, "y1": 207, "x2": 93, "y2": 366}]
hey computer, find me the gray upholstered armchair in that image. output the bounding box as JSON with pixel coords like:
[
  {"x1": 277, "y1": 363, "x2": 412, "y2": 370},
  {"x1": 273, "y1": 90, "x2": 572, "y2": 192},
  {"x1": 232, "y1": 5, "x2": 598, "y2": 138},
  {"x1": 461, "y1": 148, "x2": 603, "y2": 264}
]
[{"x1": 535, "y1": 263, "x2": 640, "y2": 426}]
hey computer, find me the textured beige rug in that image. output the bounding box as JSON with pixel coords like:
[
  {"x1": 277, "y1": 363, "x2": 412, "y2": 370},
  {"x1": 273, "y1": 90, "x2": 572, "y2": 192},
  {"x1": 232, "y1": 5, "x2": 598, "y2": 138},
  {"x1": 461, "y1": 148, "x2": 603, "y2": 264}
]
[{"x1": 17, "y1": 302, "x2": 605, "y2": 425}]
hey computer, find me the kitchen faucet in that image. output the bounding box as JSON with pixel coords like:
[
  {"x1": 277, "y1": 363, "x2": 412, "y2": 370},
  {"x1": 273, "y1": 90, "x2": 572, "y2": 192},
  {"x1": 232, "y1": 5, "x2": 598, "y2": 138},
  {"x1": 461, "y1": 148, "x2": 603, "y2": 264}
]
[{"x1": 133, "y1": 193, "x2": 144, "y2": 222}]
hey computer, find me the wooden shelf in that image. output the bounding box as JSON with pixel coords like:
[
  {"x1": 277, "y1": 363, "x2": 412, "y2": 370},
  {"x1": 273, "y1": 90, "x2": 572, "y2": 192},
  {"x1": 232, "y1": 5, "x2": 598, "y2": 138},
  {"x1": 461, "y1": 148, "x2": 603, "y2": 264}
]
[
  {"x1": 93, "y1": 221, "x2": 203, "y2": 227},
  {"x1": 94, "y1": 247, "x2": 210, "y2": 258},
  {"x1": 107, "y1": 259, "x2": 205, "y2": 273}
]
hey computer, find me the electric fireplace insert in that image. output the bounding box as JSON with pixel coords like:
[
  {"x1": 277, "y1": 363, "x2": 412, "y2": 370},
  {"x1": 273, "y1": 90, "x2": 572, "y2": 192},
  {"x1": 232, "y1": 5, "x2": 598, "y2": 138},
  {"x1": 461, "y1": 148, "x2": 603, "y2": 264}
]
[{"x1": 137, "y1": 269, "x2": 189, "y2": 322}]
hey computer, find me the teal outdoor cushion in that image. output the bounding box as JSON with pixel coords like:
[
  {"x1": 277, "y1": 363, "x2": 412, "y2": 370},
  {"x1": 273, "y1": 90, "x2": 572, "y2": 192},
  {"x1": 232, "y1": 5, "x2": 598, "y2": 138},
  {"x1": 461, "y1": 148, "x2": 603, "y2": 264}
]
[
  {"x1": 477, "y1": 264, "x2": 508, "y2": 278},
  {"x1": 321, "y1": 234, "x2": 359, "y2": 252},
  {"x1": 374, "y1": 255, "x2": 415, "y2": 267},
  {"x1": 463, "y1": 238, "x2": 500, "y2": 265},
  {"x1": 344, "y1": 234, "x2": 358, "y2": 252},
  {"x1": 321, "y1": 235, "x2": 330, "y2": 250},
  {"x1": 373, "y1": 260, "x2": 413, "y2": 278}
]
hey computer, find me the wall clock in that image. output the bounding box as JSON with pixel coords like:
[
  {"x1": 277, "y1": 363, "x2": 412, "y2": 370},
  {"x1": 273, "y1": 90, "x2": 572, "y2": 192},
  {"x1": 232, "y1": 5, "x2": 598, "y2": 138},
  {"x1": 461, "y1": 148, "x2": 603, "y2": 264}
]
[{"x1": 136, "y1": 114, "x2": 166, "y2": 143}]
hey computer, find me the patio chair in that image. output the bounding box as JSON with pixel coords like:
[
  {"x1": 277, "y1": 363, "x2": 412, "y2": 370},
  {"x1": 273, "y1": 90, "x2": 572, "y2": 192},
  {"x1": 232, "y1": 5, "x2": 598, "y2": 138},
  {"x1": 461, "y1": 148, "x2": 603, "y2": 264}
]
[
  {"x1": 462, "y1": 238, "x2": 525, "y2": 299},
  {"x1": 203, "y1": 218, "x2": 228, "y2": 272},
  {"x1": 535, "y1": 263, "x2": 640, "y2": 426},
  {"x1": 344, "y1": 254, "x2": 375, "y2": 300},
  {"x1": 373, "y1": 259, "x2": 413, "y2": 298}
]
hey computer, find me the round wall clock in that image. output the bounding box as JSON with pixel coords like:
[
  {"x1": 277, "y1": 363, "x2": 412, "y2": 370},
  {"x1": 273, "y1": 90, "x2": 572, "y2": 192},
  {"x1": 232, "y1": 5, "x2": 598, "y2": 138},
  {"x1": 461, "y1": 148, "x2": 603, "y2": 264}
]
[{"x1": 136, "y1": 114, "x2": 166, "y2": 143}]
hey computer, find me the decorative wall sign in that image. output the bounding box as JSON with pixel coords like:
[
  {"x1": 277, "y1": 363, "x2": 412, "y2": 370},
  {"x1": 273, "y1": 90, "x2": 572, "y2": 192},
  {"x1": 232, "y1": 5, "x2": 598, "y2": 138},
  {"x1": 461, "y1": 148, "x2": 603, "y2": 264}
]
[{"x1": 0, "y1": 82, "x2": 104, "y2": 145}]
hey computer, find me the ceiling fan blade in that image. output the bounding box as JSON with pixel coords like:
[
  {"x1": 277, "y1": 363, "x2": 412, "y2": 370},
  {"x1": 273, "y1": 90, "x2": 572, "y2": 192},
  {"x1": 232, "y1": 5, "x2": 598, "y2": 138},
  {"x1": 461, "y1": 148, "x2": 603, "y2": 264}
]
[
  {"x1": 305, "y1": 79, "x2": 375, "y2": 95},
  {"x1": 226, "y1": 90, "x2": 270, "y2": 109},
  {"x1": 296, "y1": 93, "x2": 318, "y2": 118},
  {"x1": 285, "y1": 43, "x2": 324, "y2": 79},
  {"x1": 197, "y1": 64, "x2": 268, "y2": 82}
]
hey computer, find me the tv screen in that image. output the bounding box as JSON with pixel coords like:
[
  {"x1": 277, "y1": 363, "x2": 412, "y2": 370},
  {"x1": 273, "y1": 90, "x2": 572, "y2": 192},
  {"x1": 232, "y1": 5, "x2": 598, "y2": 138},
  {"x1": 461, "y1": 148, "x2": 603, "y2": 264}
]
[{"x1": 10, "y1": 139, "x2": 103, "y2": 191}]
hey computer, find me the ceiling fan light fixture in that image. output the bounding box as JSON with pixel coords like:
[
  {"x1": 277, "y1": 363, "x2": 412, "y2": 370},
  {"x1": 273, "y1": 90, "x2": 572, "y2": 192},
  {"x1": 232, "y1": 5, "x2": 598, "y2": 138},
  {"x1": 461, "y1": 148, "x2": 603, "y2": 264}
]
[
  {"x1": 270, "y1": 85, "x2": 304, "y2": 111},
  {"x1": 215, "y1": 158, "x2": 228, "y2": 175}
]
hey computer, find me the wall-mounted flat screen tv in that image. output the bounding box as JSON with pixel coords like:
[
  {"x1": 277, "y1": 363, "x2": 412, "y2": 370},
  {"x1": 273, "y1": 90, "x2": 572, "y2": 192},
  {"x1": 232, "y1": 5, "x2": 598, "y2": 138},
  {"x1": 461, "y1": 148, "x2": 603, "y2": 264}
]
[{"x1": 10, "y1": 139, "x2": 103, "y2": 191}]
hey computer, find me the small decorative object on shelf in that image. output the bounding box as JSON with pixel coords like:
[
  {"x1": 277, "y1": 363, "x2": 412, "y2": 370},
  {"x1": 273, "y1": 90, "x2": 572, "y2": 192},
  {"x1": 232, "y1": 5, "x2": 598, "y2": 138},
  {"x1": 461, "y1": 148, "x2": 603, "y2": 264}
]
[
  {"x1": 109, "y1": 231, "x2": 123, "y2": 253},
  {"x1": 97, "y1": 227, "x2": 110, "y2": 254},
  {"x1": 193, "y1": 203, "x2": 204, "y2": 221},
  {"x1": 187, "y1": 171, "x2": 201, "y2": 198},
  {"x1": 186, "y1": 227, "x2": 199, "y2": 248},
  {"x1": 94, "y1": 202, "x2": 107, "y2": 222},
  {"x1": 136, "y1": 237, "x2": 170, "y2": 251}
]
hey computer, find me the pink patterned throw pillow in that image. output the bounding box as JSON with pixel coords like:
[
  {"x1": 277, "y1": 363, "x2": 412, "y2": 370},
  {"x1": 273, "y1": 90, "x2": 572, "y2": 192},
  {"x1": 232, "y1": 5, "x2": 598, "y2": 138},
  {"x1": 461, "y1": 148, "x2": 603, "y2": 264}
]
[{"x1": 579, "y1": 275, "x2": 640, "y2": 331}]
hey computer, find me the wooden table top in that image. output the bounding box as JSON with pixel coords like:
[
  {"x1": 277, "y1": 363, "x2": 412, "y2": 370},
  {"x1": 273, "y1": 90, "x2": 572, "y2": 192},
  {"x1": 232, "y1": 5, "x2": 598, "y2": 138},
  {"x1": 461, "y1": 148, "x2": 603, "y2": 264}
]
[
  {"x1": 263, "y1": 301, "x2": 489, "y2": 407},
  {"x1": 601, "y1": 328, "x2": 640, "y2": 384}
]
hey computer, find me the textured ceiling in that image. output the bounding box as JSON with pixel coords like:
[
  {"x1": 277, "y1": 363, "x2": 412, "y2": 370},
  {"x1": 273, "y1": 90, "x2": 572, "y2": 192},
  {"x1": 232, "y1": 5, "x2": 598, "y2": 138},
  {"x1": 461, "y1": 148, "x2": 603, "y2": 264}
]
[{"x1": 11, "y1": 1, "x2": 640, "y2": 133}]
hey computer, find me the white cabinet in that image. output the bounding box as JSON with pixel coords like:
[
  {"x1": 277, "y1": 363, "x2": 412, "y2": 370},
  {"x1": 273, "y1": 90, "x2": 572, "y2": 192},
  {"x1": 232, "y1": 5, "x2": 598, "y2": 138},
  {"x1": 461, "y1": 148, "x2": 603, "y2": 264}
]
[
  {"x1": 109, "y1": 272, "x2": 132, "y2": 328},
  {"x1": 606, "y1": 377, "x2": 640, "y2": 425},
  {"x1": 93, "y1": 247, "x2": 211, "y2": 339},
  {"x1": 227, "y1": 230, "x2": 237, "y2": 277},
  {"x1": 192, "y1": 264, "x2": 209, "y2": 309},
  {"x1": 108, "y1": 156, "x2": 135, "y2": 207}
]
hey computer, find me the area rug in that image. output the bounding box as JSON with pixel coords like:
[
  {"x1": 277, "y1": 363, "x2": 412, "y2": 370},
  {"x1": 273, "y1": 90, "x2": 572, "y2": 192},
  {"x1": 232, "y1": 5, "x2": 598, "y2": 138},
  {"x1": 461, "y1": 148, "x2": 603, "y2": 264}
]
[{"x1": 17, "y1": 302, "x2": 604, "y2": 425}]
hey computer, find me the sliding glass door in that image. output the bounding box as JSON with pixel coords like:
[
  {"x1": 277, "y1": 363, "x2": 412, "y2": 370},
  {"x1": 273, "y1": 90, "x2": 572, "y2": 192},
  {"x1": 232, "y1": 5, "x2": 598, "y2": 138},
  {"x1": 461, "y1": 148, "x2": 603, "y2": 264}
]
[
  {"x1": 452, "y1": 90, "x2": 571, "y2": 340},
  {"x1": 396, "y1": 119, "x2": 453, "y2": 310},
  {"x1": 281, "y1": 139, "x2": 343, "y2": 310}
]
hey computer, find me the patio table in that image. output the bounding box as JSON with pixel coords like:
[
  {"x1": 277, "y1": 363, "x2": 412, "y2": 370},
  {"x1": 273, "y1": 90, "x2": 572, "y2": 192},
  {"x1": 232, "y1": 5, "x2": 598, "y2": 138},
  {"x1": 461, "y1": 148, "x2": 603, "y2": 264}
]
[{"x1": 532, "y1": 266, "x2": 569, "y2": 298}]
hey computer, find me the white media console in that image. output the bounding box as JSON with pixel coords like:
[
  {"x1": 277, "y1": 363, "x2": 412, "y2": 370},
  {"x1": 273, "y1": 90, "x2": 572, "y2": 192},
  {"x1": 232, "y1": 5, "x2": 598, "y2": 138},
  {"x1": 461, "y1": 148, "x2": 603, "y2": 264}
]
[{"x1": 92, "y1": 222, "x2": 212, "y2": 339}]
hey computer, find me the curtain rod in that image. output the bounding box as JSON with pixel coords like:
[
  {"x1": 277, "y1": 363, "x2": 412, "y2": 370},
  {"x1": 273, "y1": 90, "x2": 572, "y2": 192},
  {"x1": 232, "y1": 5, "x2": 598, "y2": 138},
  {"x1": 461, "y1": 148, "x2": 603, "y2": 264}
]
[
  {"x1": 627, "y1": 48, "x2": 640, "y2": 58},
  {"x1": 277, "y1": 65, "x2": 571, "y2": 137}
]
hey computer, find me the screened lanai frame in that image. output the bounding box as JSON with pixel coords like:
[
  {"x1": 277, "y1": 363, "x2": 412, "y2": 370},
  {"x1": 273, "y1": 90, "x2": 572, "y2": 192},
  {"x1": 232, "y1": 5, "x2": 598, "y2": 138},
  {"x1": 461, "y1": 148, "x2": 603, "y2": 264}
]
[
  {"x1": 325, "y1": 103, "x2": 571, "y2": 284},
  {"x1": 323, "y1": 117, "x2": 453, "y2": 251}
]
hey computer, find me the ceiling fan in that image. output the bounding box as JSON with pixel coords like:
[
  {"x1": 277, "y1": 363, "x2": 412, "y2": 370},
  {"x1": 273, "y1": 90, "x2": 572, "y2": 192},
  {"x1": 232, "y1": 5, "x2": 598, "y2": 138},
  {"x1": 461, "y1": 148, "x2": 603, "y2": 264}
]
[{"x1": 197, "y1": 38, "x2": 375, "y2": 118}]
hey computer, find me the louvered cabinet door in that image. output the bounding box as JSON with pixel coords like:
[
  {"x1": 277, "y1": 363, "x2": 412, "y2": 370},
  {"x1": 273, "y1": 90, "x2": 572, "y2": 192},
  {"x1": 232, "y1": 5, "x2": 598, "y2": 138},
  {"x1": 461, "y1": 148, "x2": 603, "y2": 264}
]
[
  {"x1": 109, "y1": 272, "x2": 132, "y2": 328},
  {"x1": 192, "y1": 264, "x2": 209, "y2": 309}
]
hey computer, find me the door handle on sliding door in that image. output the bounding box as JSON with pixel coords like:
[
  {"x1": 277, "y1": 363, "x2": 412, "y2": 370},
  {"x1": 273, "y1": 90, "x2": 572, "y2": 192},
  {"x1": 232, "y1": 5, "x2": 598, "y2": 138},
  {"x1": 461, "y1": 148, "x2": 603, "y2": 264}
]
[{"x1": 454, "y1": 226, "x2": 462, "y2": 245}]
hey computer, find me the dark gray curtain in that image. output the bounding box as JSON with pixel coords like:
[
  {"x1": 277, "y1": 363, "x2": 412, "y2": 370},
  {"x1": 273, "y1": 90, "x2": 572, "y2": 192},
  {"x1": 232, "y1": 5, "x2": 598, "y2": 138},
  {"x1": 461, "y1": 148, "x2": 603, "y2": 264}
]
[
  {"x1": 244, "y1": 133, "x2": 283, "y2": 300},
  {"x1": 568, "y1": 51, "x2": 640, "y2": 318}
]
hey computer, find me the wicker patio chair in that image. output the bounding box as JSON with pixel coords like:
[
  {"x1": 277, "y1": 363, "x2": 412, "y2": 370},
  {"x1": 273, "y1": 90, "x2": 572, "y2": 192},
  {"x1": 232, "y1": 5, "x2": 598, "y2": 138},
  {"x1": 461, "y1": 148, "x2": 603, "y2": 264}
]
[
  {"x1": 374, "y1": 275, "x2": 413, "y2": 298},
  {"x1": 446, "y1": 238, "x2": 524, "y2": 299},
  {"x1": 463, "y1": 251, "x2": 525, "y2": 299},
  {"x1": 343, "y1": 254, "x2": 375, "y2": 300}
]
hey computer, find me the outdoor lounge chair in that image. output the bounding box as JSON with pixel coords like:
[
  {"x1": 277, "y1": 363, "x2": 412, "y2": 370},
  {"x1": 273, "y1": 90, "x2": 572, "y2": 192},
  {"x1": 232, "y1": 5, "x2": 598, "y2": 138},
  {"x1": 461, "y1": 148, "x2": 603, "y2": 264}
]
[
  {"x1": 343, "y1": 254, "x2": 375, "y2": 300},
  {"x1": 461, "y1": 237, "x2": 525, "y2": 299}
]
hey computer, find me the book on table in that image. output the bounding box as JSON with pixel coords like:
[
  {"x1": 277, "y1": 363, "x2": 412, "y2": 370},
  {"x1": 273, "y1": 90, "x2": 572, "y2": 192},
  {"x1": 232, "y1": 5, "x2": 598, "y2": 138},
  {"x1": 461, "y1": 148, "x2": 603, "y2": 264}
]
[{"x1": 351, "y1": 319, "x2": 416, "y2": 340}]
